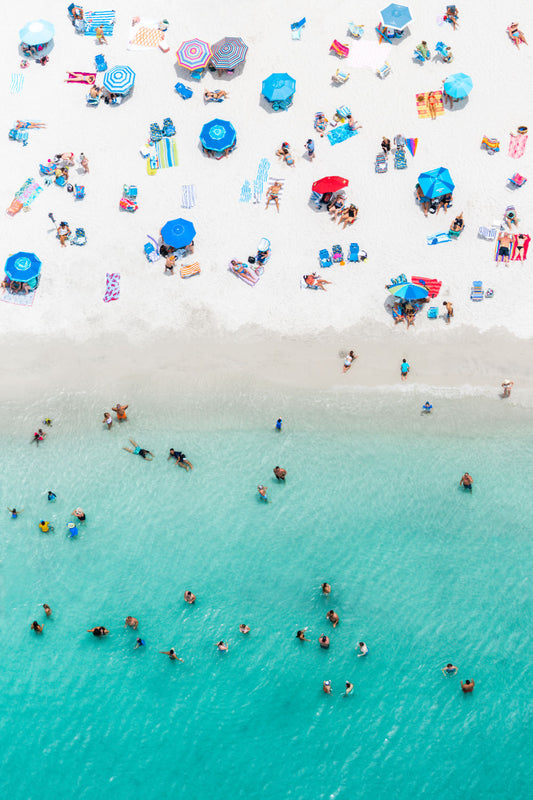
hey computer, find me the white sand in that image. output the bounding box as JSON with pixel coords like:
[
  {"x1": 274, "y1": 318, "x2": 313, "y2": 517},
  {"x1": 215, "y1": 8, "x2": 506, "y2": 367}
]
[{"x1": 2, "y1": 0, "x2": 533, "y2": 399}]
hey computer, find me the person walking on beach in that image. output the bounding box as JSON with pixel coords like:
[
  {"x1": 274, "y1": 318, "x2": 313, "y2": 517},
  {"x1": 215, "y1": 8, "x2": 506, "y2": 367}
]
[
  {"x1": 273, "y1": 466, "x2": 286, "y2": 481},
  {"x1": 443, "y1": 301, "x2": 454, "y2": 324},
  {"x1": 103, "y1": 412, "x2": 112, "y2": 430},
  {"x1": 442, "y1": 663, "x2": 458, "y2": 675},
  {"x1": 323, "y1": 680, "x2": 332, "y2": 694},
  {"x1": 95, "y1": 26, "x2": 108, "y2": 45},
  {"x1": 112, "y1": 403, "x2": 128, "y2": 422},
  {"x1": 305, "y1": 139, "x2": 315, "y2": 160},
  {"x1": 160, "y1": 648, "x2": 183, "y2": 661},
  {"x1": 79, "y1": 153, "x2": 89, "y2": 173},
  {"x1": 460, "y1": 473, "x2": 473, "y2": 491},
  {"x1": 184, "y1": 591, "x2": 196, "y2": 604},
  {"x1": 501, "y1": 380, "x2": 514, "y2": 398},
  {"x1": 124, "y1": 440, "x2": 154, "y2": 460},
  {"x1": 381, "y1": 136, "x2": 391, "y2": 157},
  {"x1": 319, "y1": 634, "x2": 330, "y2": 649},
  {"x1": 343, "y1": 350, "x2": 358, "y2": 372},
  {"x1": 461, "y1": 679, "x2": 475, "y2": 693},
  {"x1": 326, "y1": 610, "x2": 339, "y2": 628},
  {"x1": 401, "y1": 359, "x2": 410, "y2": 380}
]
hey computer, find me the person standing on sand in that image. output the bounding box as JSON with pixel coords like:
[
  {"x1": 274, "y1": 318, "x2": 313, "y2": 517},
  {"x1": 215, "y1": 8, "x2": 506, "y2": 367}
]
[
  {"x1": 95, "y1": 26, "x2": 108, "y2": 45},
  {"x1": 460, "y1": 473, "x2": 473, "y2": 491},
  {"x1": 401, "y1": 359, "x2": 410, "y2": 380},
  {"x1": 501, "y1": 380, "x2": 514, "y2": 397},
  {"x1": 80, "y1": 153, "x2": 89, "y2": 173},
  {"x1": 443, "y1": 301, "x2": 454, "y2": 324},
  {"x1": 343, "y1": 350, "x2": 358, "y2": 372},
  {"x1": 112, "y1": 403, "x2": 128, "y2": 422}
]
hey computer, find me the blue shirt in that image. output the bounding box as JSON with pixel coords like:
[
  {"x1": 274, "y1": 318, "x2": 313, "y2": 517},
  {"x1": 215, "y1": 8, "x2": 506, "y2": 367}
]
[{"x1": 401, "y1": 362, "x2": 410, "y2": 374}]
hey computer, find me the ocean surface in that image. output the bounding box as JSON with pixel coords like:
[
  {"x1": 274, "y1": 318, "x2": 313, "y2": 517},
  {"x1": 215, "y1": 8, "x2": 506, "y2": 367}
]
[{"x1": 1, "y1": 394, "x2": 531, "y2": 800}]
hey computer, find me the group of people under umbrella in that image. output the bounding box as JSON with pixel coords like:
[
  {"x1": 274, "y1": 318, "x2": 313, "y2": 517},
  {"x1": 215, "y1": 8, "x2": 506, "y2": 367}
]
[
  {"x1": 176, "y1": 36, "x2": 248, "y2": 79},
  {"x1": 2, "y1": 252, "x2": 42, "y2": 295}
]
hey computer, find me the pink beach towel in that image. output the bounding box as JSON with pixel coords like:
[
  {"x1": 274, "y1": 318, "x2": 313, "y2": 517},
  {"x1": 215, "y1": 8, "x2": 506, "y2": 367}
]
[
  {"x1": 103, "y1": 272, "x2": 120, "y2": 302},
  {"x1": 509, "y1": 133, "x2": 528, "y2": 158}
]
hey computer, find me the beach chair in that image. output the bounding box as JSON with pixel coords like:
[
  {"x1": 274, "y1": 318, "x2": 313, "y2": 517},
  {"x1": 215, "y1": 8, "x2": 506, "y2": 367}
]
[
  {"x1": 189, "y1": 68, "x2": 204, "y2": 80},
  {"x1": 291, "y1": 18, "x2": 306, "y2": 40},
  {"x1": 478, "y1": 226, "x2": 498, "y2": 240},
  {"x1": 392, "y1": 305, "x2": 405, "y2": 323},
  {"x1": 70, "y1": 227, "x2": 86, "y2": 246},
  {"x1": 394, "y1": 150, "x2": 407, "y2": 169},
  {"x1": 180, "y1": 262, "x2": 201, "y2": 278},
  {"x1": 508, "y1": 173, "x2": 527, "y2": 188},
  {"x1": 414, "y1": 46, "x2": 430, "y2": 62},
  {"x1": 55, "y1": 175, "x2": 66, "y2": 187},
  {"x1": 119, "y1": 197, "x2": 138, "y2": 212},
  {"x1": 330, "y1": 40, "x2": 349, "y2": 58},
  {"x1": 162, "y1": 118, "x2": 175, "y2": 136},
  {"x1": 390, "y1": 274, "x2": 407, "y2": 285},
  {"x1": 435, "y1": 41, "x2": 453, "y2": 61},
  {"x1": 427, "y1": 307, "x2": 439, "y2": 318},
  {"x1": 481, "y1": 135, "x2": 500, "y2": 153},
  {"x1": 95, "y1": 54, "x2": 107, "y2": 71},
  {"x1": 470, "y1": 281, "x2": 483, "y2": 301},
  {"x1": 375, "y1": 153, "x2": 388, "y2": 173},
  {"x1": 348, "y1": 243, "x2": 360, "y2": 262},
  {"x1": 348, "y1": 23, "x2": 364, "y2": 38},
  {"x1": 319, "y1": 249, "x2": 332, "y2": 268},
  {"x1": 376, "y1": 62, "x2": 391, "y2": 79},
  {"x1": 74, "y1": 184, "x2": 85, "y2": 199},
  {"x1": 123, "y1": 185, "x2": 138, "y2": 199},
  {"x1": 150, "y1": 123, "x2": 163, "y2": 142},
  {"x1": 332, "y1": 69, "x2": 350, "y2": 84},
  {"x1": 333, "y1": 105, "x2": 351, "y2": 123},
  {"x1": 332, "y1": 245, "x2": 344, "y2": 263},
  {"x1": 86, "y1": 93, "x2": 100, "y2": 106},
  {"x1": 174, "y1": 82, "x2": 193, "y2": 99}
]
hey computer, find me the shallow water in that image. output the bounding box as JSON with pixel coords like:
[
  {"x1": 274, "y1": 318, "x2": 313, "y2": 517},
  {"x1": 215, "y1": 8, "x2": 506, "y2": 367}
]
[{"x1": 1, "y1": 398, "x2": 532, "y2": 799}]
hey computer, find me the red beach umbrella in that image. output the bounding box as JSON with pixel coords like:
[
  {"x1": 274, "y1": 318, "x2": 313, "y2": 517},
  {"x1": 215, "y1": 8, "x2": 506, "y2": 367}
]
[{"x1": 312, "y1": 176, "x2": 349, "y2": 194}]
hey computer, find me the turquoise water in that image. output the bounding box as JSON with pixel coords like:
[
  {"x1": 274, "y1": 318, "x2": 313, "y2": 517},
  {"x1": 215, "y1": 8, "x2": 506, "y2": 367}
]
[{"x1": 1, "y1": 400, "x2": 532, "y2": 799}]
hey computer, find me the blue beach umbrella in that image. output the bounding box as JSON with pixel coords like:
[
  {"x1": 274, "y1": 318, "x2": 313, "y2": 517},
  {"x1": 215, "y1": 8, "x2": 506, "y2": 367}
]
[
  {"x1": 161, "y1": 219, "x2": 196, "y2": 249},
  {"x1": 19, "y1": 19, "x2": 55, "y2": 45},
  {"x1": 102, "y1": 65, "x2": 136, "y2": 95},
  {"x1": 4, "y1": 252, "x2": 42, "y2": 282},
  {"x1": 210, "y1": 37, "x2": 248, "y2": 69},
  {"x1": 443, "y1": 73, "x2": 473, "y2": 99},
  {"x1": 388, "y1": 283, "x2": 428, "y2": 301},
  {"x1": 262, "y1": 73, "x2": 296, "y2": 102},
  {"x1": 200, "y1": 119, "x2": 237, "y2": 152},
  {"x1": 418, "y1": 167, "x2": 455, "y2": 199},
  {"x1": 380, "y1": 4, "x2": 413, "y2": 31}
]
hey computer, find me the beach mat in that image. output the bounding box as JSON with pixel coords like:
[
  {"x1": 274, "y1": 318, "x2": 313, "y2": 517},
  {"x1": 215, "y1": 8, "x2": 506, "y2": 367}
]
[
  {"x1": 103, "y1": 272, "x2": 120, "y2": 302},
  {"x1": 239, "y1": 180, "x2": 252, "y2": 202},
  {"x1": 327, "y1": 124, "x2": 358, "y2": 146},
  {"x1": 14, "y1": 178, "x2": 43, "y2": 207},
  {"x1": 128, "y1": 18, "x2": 164, "y2": 50},
  {"x1": 411, "y1": 276, "x2": 442, "y2": 298},
  {"x1": 84, "y1": 10, "x2": 116, "y2": 36},
  {"x1": 155, "y1": 136, "x2": 178, "y2": 169},
  {"x1": 10, "y1": 73, "x2": 24, "y2": 94},
  {"x1": 65, "y1": 72, "x2": 96, "y2": 84},
  {"x1": 0, "y1": 288, "x2": 36, "y2": 307},
  {"x1": 253, "y1": 158, "x2": 271, "y2": 203},
  {"x1": 346, "y1": 41, "x2": 391, "y2": 69},
  {"x1": 416, "y1": 91, "x2": 444, "y2": 119},
  {"x1": 509, "y1": 133, "x2": 528, "y2": 159},
  {"x1": 495, "y1": 234, "x2": 530, "y2": 261},
  {"x1": 181, "y1": 184, "x2": 196, "y2": 208},
  {"x1": 426, "y1": 232, "x2": 451, "y2": 245}
]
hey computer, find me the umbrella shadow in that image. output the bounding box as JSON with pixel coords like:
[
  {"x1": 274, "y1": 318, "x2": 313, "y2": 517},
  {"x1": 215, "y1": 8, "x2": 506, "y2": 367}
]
[
  {"x1": 443, "y1": 95, "x2": 470, "y2": 112},
  {"x1": 172, "y1": 62, "x2": 203, "y2": 83},
  {"x1": 19, "y1": 40, "x2": 55, "y2": 62},
  {"x1": 258, "y1": 95, "x2": 285, "y2": 114}
]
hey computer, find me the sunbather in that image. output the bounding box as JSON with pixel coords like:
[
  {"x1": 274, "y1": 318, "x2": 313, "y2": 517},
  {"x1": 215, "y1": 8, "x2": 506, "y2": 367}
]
[
  {"x1": 204, "y1": 90, "x2": 228, "y2": 101},
  {"x1": 265, "y1": 182, "x2": 282, "y2": 212},
  {"x1": 515, "y1": 234, "x2": 527, "y2": 261},
  {"x1": 338, "y1": 204, "x2": 358, "y2": 228},
  {"x1": 427, "y1": 91, "x2": 439, "y2": 120},
  {"x1": 304, "y1": 273, "x2": 331, "y2": 291},
  {"x1": 508, "y1": 23, "x2": 527, "y2": 48},
  {"x1": 314, "y1": 113, "x2": 328, "y2": 136},
  {"x1": 230, "y1": 260, "x2": 256, "y2": 281},
  {"x1": 415, "y1": 184, "x2": 431, "y2": 216},
  {"x1": 392, "y1": 303, "x2": 405, "y2": 324},
  {"x1": 346, "y1": 115, "x2": 362, "y2": 132},
  {"x1": 436, "y1": 193, "x2": 453, "y2": 214},
  {"x1": 275, "y1": 142, "x2": 295, "y2": 166},
  {"x1": 57, "y1": 222, "x2": 71, "y2": 247},
  {"x1": 89, "y1": 85, "x2": 101, "y2": 99},
  {"x1": 328, "y1": 193, "x2": 345, "y2": 218},
  {"x1": 450, "y1": 212, "x2": 464, "y2": 232},
  {"x1": 497, "y1": 232, "x2": 513, "y2": 264},
  {"x1": 446, "y1": 6, "x2": 459, "y2": 30}
]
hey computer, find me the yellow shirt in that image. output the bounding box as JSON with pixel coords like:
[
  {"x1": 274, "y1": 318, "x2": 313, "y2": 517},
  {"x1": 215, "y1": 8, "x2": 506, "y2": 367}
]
[{"x1": 39, "y1": 521, "x2": 49, "y2": 532}]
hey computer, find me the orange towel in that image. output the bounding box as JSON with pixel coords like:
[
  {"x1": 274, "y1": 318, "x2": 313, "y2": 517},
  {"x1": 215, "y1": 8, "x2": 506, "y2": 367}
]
[
  {"x1": 416, "y1": 91, "x2": 444, "y2": 120},
  {"x1": 180, "y1": 262, "x2": 201, "y2": 278},
  {"x1": 6, "y1": 199, "x2": 23, "y2": 216}
]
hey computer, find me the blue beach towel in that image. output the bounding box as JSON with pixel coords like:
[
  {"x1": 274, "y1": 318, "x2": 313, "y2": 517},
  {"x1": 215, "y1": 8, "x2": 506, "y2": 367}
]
[
  {"x1": 84, "y1": 10, "x2": 116, "y2": 36},
  {"x1": 253, "y1": 158, "x2": 271, "y2": 203},
  {"x1": 10, "y1": 73, "x2": 24, "y2": 94},
  {"x1": 426, "y1": 232, "x2": 451, "y2": 245},
  {"x1": 181, "y1": 184, "x2": 196, "y2": 208},
  {"x1": 240, "y1": 180, "x2": 252, "y2": 202},
  {"x1": 327, "y1": 124, "x2": 358, "y2": 146}
]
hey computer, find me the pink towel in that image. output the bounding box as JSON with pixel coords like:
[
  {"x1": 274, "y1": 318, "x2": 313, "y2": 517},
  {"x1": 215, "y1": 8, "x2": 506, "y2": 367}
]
[
  {"x1": 103, "y1": 272, "x2": 120, "y2": 302},
  {"x1": 509, "y1": 133, "x2": 528, "y2": 158}
]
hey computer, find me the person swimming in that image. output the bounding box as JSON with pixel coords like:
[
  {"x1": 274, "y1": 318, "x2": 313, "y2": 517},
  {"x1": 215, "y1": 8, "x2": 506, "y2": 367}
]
[
  {"x1": 159, "y1": 648, "x2": 183, "y2": 661},
  {"x1": 239, "y1": 624, "x2": 250, "y2": 634},
  {"x1": 87, "y1": 626, "x2": 109, "y2": 636},
  {"x1": 31, "y1": 620, "x2": 44, "y2": 633},
  {"x1": 296, "y1": 629, "x2": 310, "y2": 641},
  {"x1": 257, "y1": 485, "x2": 268, "y2": 500},
  {"x1": 168, "y1": 449, "x2": 193, "y2": 471},
  {"x1": 72, "y1": 508, "x2": 86, "y2": 522},
  {"x1": 134, "y1": 637, "x2": 146, "y2": 649},
  {"x1": 357, "y1": 641, "x2": 369, "y2": 657},
  {"x1": 123, "y1": 439, "x2": 154, "y2": 460},
  {"x1": 323, "y1": 680, "x2": 332, "y2": 694},
  {"x1": 67, "y1": 522, "x2": 79, "y2": 537},
  {"x1": 319, "y1": 634, "x2": 330, "y2": 649},
  {"x1": 344, "y1": 681, "x2": 354, "y2": 696},
  {"x1": 125, "y1": 616, "x2": 139, "y2": 629},
  {"x1": 184, "y1": 591, "x2": 196, "y2": 604},
  {"x1": 442, "y1": 663, "x2": 458, "y2": 675},
  {"x1": 422, "y1": 402, "x2": 433, "y2": 413},
  {"x1": 43, "y1": 604, "x2": 52, "y2": 617},
  {"x1": 47, "y1": 491, "x2": 56, "y2": 501},
  {"x1": 39, "y1": 520, "x2": 54, "y2": 532},
  {"x1": 321, "y1": 582, "x2": 331, "y2": 596},
  {"x1": 216, "y1": 641, "x2": 228, "y2": 651}
]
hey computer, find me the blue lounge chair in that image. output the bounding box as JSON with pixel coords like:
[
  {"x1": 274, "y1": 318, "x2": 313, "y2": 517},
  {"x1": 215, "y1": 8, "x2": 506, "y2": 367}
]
[
  {"x1": 390, "y1": 274, "x2": 407, "y2": 285},
  {"x1": 175, "y1": 82, "x2": 193, "y2": 99},
  {"x1": 123, "y1": 184, "x2": 138, "y2": 199},
  {"x1": 348, "y1": 243, "x2": 359, "y2": 262},
  {"x1": 414, "y1": 47, "x2": 430, "y2": 62},
  {"x1": 162, "y1": 118, "x2": 175, "y2": 136},
  {"x1": 189, "y1": 68, "x2": 204, "y2": 80},
  {"x1": 74, "y1": 184, "x2": 85, "y2": 199},
  {"x1": 291, "y1": 18, "x2": 306, "y2": 40},
  {"x1": 86, "y1": 93, "x2": 100, "y2": 106},
  {"x1": 70, "y1": 227, "x2": 87, "y2": 246},
  {"x1": 348, "y1": 23, "x2": 364, "y2": 38},
  {"x1": 470, "y1": 281, "x2": 483, "y2": 301},
  {"x1": 427, "y1": 307, "x2": 439, "y2": 318},
  {"x1": 332, "y1": 245, "x2": 344, "y2": 262},
  {"x1": 319, "y1": 249, "x2": 332, "y2": 268},
  {"x1": 435, "y1": 41, "x2": 453, "y2": 61},
  {"x1": 95, "y1": 54, "x2": 107, "y2": 72}
]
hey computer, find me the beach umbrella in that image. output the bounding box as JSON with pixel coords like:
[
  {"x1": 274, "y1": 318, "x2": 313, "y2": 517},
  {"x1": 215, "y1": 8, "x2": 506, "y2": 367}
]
[
  {"x1": 418, "y1": 167, "x2": 455, "y2": 199},
  {"x1": 388, "y1": 283, "x2": 428, "y2": 301},
  {"x1": 176, "y1": 39, "x2": 212, "y2": 70},
  {"x1": 261, "y1": 73, "x2": 296, "y2": 102},
  {"x1": 380, "y1": 4, "x2": 412, "y2": 31},
  {"x1": 19, "y1": 20, "x2": 55, "y2": 45},
  {"x1": 443, "y1": 73, "x2": 473, "y2": 99},
  {"x1": 200, "y1": 119, "x2": 237, "y2": 152},
  {"x1": 4, "y1": 252, "x2": 42, "y2": 282},
  {"x1": 102, "y1": 66, "x2": 136, "y2": 95},
  {"x1": 312, "y1": 176, "x2": 349, "y2": 194},
  {"x1": 161, "y1": 219, "x2": 196, "y2": 249},
  {"x1": 210, "y1": 37, "x2": 248, "y2": 69}
]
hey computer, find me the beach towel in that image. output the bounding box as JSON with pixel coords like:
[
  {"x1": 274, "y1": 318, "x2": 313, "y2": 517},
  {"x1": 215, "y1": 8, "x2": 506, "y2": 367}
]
[
  {"x1": 65, "y1": 72, "x2": 96, "y2": 84},
  {"x1": 346, "y1": 42, "x2": 391, "y2": 69},
  {"x1": 253, "y1": 158, "x2": 271, "y2": 203},
  {"x1": 411, "y1": 276, "x2": 442, "y2": 298},
  {"x1": 416, "y1": 91, "x2": 444, "y2": 119},
  {"x1": 239, "y1": 180, "x2": 252, "y2": 202},
  {"x1": 426, "y1": 232, "x2": 451, "y2": 245},
  {"x1": 509, "y1": 133, "x2": 528, "y2": 159},
  {"x1": 10, "y1": 73, "x2": 25, "y2": 94},
  {"x1": 84, "y1": 10, "x2": 116, "y2": 36},
  {"x1": 155, "y1": 136, "x2": 178, "y2": 169},
  {"x1": 127, "y1": 18, "x2": 164, "y2": 50},
  {"x1": 327, "y1": 124, "x2": 358, "y2": 146},
  {"x1": 180, "y1": 262, "x2": 200, "y2": 278},
  {"x1": 0, "y1": 289, "x2": 36, "y2": 307},
  {"x1": 405, "y1": 137, "x2": 418, "y2": 156},
  {"x1": 495, "y1": 234, "x2": 530, "y2": 261},
  {"x1": 14, "y1": 178, "x2": 43, "y2": 207},
  {"x1": 181, "y1": 184, "x2": 196, "y2": 209},
  {"x1": 103, "y1": 272, "x2": 120, "y2": 302}
]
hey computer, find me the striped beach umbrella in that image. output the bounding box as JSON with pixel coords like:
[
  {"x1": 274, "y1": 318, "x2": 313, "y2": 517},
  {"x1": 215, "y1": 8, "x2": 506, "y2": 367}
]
[
  {"x1": 5, "y1": 252, "x2": 42, "y2": 282},
  {"x1": 19, "y1": 20, "x2": 55, "y2": 45},
  {"x1": 102, "y1": 65, "x2": 136, "y2": 95},
  {"x1": 177, "y1": 39, "x2": 212, "y2": 70},
  {"x1": 210, "y1": 37, "x2": 248, "y2": 69},
  {"x1": 388, "y1": 282, "x2": 428, "y2": 300},
  {"x1": 200, "y1": 119, "x2": 237, "y2": 152}
]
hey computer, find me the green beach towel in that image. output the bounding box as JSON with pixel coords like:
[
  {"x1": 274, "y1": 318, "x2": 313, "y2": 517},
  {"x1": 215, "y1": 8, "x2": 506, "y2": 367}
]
[{"x1": 155, "y1": 137, "x2": 178, "y2": 169}]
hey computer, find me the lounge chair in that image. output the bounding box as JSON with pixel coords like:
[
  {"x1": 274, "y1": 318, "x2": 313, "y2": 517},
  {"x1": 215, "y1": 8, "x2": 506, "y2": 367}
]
[
  {"x1": 508, "y1": 173, "x2": 527, "y2": 188},
  {"x1": 375, "y1": 153, "x2": 388, "y2": 173},
  {"x1": 319, "y1": 249, "x2": 332, "y2": 268},
  {"x1": 330, "y1": 40, "x2": 349, "y2": 58},
  {"x1": 162, "y1": 118, "x2": 175, "y2": 136},
  {"x1": 348, "y1": 23, "x2": 364, "y2": 38},
  {"x1": 180, "y1": 262, "x2": 201, "y2": 278},
  {"x1": 189, "y1": 68, "x2": 204, "y2": 80},
  {"x1": 119, "y1": 197, "x2": 138, "y2": 212},
  {"x1": 291, "y1": 18, "x2": 306, "y2": 40},
  {"x1": 348, "y1": 243, "x2": 359, "y2": 262},
  {"x1": 86, "y1": 94, "x2": 100, "y2": 106},
  {"x1": 332, "y1": 69, "x2": 350, "y2": 84},
  {"x1": 390, "y1": 274, "x2": 408, "y2": 285},
  {"x1": 123, "y1": 184, "x2": 138, "y2": 199},
  {"x1": 376, "y1": 62, "x2": 391, "y2": 79},
  {"x1": 332, "y1": 245, "x2": 344, "y2": 262},
  {"x1": 392, "y1": 305, "x2": 405, "y2": 323},
  {"x1": 74, "y1": 184, "x2": 85, "y2": 199},
  {"x1": 394, "y1": 150, "x2": 407, "y2": 169},
  {"x1": 150, "y1": 123, "x2": 163, "y2": 142},
  {"x1": 427, "y1": 307, "x2": 439, "y2": 318},
  {"x1": 175, "y1": 82, "x2": 193, "y2": 99},
  {"x1": 435, "y1": 41, "x2": 453, "y2": 61},
  {"x1": 333, "y1": 105, "x2": 351, "y2": 123},
  {"x1": 481, "y1": 135, "x2": 500, "y2": 153},
  {"x1": 414, "y1": 46, "x2": 430, "y2": 62},
  {"x1": 478, "y1": 226, "x2": 498, "y2": 240},
  {"x1": 95, "y1": 54, "x2": 107, "y2": 71},
  {"x1": 70, "y1": 227, "x2": 87, "y2": 246},
  {"x1": 470, "y1": 281, "x2": 483, "y2": 301}
]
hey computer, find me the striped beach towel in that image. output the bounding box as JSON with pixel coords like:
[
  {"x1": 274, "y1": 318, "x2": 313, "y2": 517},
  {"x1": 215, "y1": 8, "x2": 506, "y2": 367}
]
[
  {"x1": 155, "y1": 136, "x2": 178, "y2": 169},
  {"x1": 84, "y1": 10, "x2": 116, "y2": 36},
  {"x1": 180, "y1": 262, "x2": 201, "y2": 278},
  {"x1": 10, "y1": 73, "x2": 24, "y2": 94},
  {"x1": 181, "y1": 184, "x2": 196, "y2": 208},
  {"x1": 253, "y1": 158, "x2": 271, "y2": 203},
  {"x1": 103, "y1": 272, "x2": 120, "y2": 302},
  {"x1": 14, "y1": 178, "x2": 43, "y2": 207},
  {"x1": 416, "y1": 91, "x2": 444, "y2": 119},
  {"x1": 239, "y1": 180, "x2": 252, "y2": 202},
  {"x1": 265, "y1": 177, "x2": 286, "y2": 207}
]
